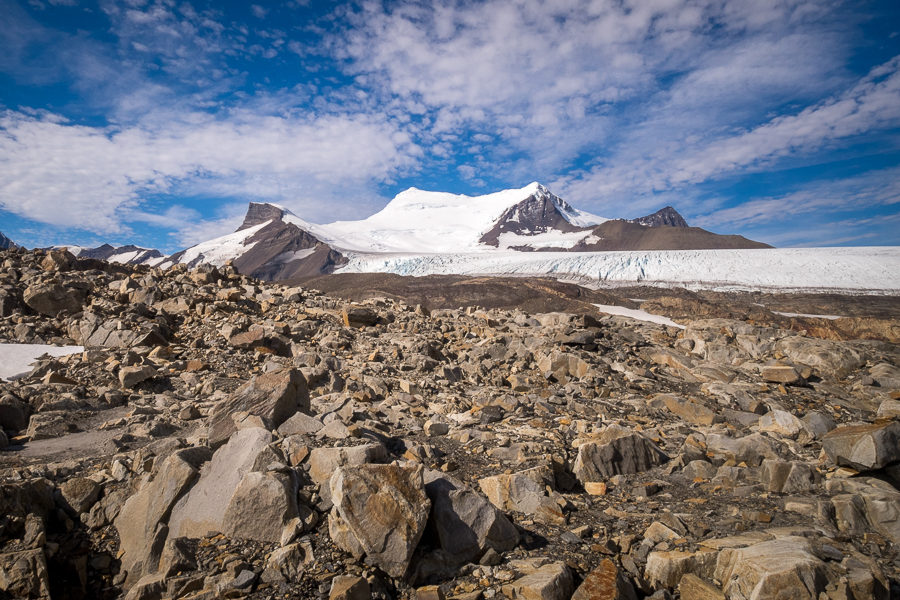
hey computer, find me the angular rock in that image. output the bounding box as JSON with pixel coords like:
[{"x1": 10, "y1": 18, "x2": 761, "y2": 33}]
[
  {"x1": 714, "y1": 537, "x2": 826, "y2": 600},
  {"x1": 774, "y1": 336, "x2": 864, "y2": 379},
  {"x1": 308, "y1": 443, "x2": 387, "y2": 504},
  {"x1": 23, "y1": 282, "x2": 87, "y2": 316},
  {"x1": 424, "y1": 471, "x2": 519, "y2": 564},
  {"x1": 329, "y1": 463, "x2": 430, "y2": 578},
  {"x1": 478, "y1": 465, "x2": 565, "y2": 526},
  {"x1": 677, "y1": 574, "x2": 724, "y2": 600},
  {"x1": 758, "y1": 410, "x2": 808, "y2": 440},
  {"x1": 120, "y1": 365, "x2": 157, "y2": 388},
  {"x1": 115, "y1": 446, "x2": 212, "y2": 585},
  {"x1": 342, "y1": 306, "x2": 378, "y2": 327},
  {"x1": 822, "y1": 421, "x2": 900, "y2": 471},
  {"x1": 759, "y1": 459, "x2": 818, "y2": 494},
  {"x1": 167, "y1": 428, "x2": 272, "y2": 540},
  {"x1": 59, "y1": 477, "x2": 102, "y2": 514},
  {"x1": 573, "y1": 425, "x2": 668, "y2": 482},
  {"x1": 207, "y1": 368, "x2": 309, "y2": 447},
  {"x1": 222, "y1": 471, "x2": 298, "y2": 542},
  {"x1": 501, "y1": 561, "x2": 574, "y2": 600},
  {"x1": 0, "y1": 549, "x2": 51, "y2": 599},
  {"x1": 571, "y1": 559, "x2": 636, "y2": 600},
  {"x1": 330, "y1": 575, "x2": 371, "y2": 600}
]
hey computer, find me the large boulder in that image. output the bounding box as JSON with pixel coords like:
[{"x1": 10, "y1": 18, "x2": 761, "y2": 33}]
[
  {"x1": 573, "y1": 425, "x2": 668, "y2": 482},
  {"x1": 308, "y1": 443, "x2": 387, "y2": 505},
  {"x1": 115, "y1": 447, "x2": 212, "y2": 585},
  {"x1": 822, "y1": 421, "x2": 900, "y2": 472},
  {"x1": 478, "y1": 465, "x2": 565, "y2": 526},
  {"x1": 23, "y1": 282, "x2": 87, "y2": 317},
  {"x1": 826, "y1": 477, "x2": 900, "y2": 543},
  {"x1": 167, "y1": 428, "x2": 273, "y2": 540},
  {"x1": 329, "y1": 463, "x2": 430, "y2": 578},
  {"x1": 714, "y1": 537, "x2": 827, "y2": 600},
  {"x1": 774, "y1": 336, "x2": 865, "y2": 380},
  {"x1": 424, "y1": 471, "x2": 519, "y2": 564},
  {"x1": 207, "y1": 368, "x2": 309, "y2": 448}
]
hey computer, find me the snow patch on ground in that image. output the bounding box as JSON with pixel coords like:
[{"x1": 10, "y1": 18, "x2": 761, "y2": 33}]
[
  {"x1": 0, "y1": 344, "x2": 84, "y2": 381},
  {"x1": 497, "y1": 230, "x2": 591, "y2": 249},
  {"x1": 773, "y1": 311, "x2": 843, "y2": 320},
  {"x1": 593, "y1": 304, "x2": 686, "y2": 329}
]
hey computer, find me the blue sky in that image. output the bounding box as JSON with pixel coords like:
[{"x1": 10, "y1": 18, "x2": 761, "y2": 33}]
[{"x1": 1, "y1": 0, "x2": 899, "y2": 252}]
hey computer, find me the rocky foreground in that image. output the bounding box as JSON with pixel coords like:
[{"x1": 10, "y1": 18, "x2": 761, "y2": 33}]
[{"x1": 0, "y1": 247, "x2": 898, "y2": 600}]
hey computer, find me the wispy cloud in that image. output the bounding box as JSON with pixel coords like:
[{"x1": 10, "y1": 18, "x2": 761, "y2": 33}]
[{"x1": 0, "y1": 108, "x2": 421, "y2": 235}]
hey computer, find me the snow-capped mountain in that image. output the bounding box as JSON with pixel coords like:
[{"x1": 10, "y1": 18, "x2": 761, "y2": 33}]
[
  {"x1": 0, "y1": 231, "x2": 16, "y2": 250},
  {"x1": 161, "y1": 182, "x2": 771, "y2": 280},
  {"x1": 65, "y1": 244, "x2": 167, "y2": 266},
  {"x1": 165, "y1": 202, "x2": 346, "y2": 280}
]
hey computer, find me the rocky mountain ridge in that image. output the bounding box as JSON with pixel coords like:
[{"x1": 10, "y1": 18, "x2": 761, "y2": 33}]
[{"x1": 0, "y1": 245, "x2": 897, "y2": 599}]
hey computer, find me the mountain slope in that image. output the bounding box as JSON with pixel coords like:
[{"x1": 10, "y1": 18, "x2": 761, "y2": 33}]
[
  {"x1": 569, "y1": 220, "x2": 772, "y2": 251},
  {"x1": 167, "y1": 203, "x2": 346, "y2": 280}
]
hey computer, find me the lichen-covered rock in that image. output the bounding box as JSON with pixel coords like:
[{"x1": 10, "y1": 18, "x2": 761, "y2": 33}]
[{"x1": 329, "y1": 463, "x2": 430, "y2": 578}]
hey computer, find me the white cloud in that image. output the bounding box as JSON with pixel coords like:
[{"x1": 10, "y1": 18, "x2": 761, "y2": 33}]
[
  {"x1": 693, "y1": 166, "x2": 900, "y2": 228},
  {"x1": 554, "y1": 55, "x2": 900, "y2": 210},
  {"x1": 0, "y1": 109, "x2": 421, "y2": 235}
]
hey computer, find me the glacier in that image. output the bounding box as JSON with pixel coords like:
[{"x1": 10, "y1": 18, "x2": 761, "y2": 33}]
[{"x1": 338, "y1": 246, "x2": 900, "y2": 293}]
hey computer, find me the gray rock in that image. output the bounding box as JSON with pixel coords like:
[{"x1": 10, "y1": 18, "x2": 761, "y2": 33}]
[
  {"x1": 222, "y1": 471, "x2": 298, "y2": 542},
  {"x1": 826, "y1": 477, "x2": 900, "y2": 543},
  {"x1": 167, "y1": 428, "x2": 272, "y2": 540},
  {"x1": 207, "y1": 368, "x2": 309, "y2": 448},
  {"x1": 329, "y1": 463, "x2": 430, "y2": 578},
  {"x1": 822, "y1": 421, "x2": 900, "y2": 471},
  {"x1": 308, "y1": 443, "x2": 387, "y2": 505},
  {"x1": 774, "y1": 336, "x2": 865, "y2": 379},
  {"x1": 59, "y1": 477, "x2": 102, "y2": 514},
  {"x1": 424, "y1": 471, "x2": 519, "y2": 564},
  {"x1": 115, "y1": 447, "x2": 212, "y2": 586},
  {"x1": 573, "y1": 425, "x2": 668, "y2": 482},
  {"x1": 759, "y1": 459, "x2": 818, "y2": 494},
  {"x1": 478, "y1": 465, "x2": 566, "y2": 526}
]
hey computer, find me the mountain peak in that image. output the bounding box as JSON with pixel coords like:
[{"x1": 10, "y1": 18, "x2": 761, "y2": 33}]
[
  {"x1": 239, "y1": 202, "x2": 289, "y2": 230},
  {"x1": 632, "y1": 206, "x2": 689, "y2": 228},
  {"x1": 0, "y1": 231, "x2": 18, "y2": 250}
]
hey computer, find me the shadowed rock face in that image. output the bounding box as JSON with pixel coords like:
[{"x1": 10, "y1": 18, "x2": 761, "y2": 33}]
[
  {"x1": 631, "y1": 206, "x2": 689, "y2": 228},
  {"x1": 233, "y1": 219, "x2": 347, "y2": 281},
  {"x1": 239, "y1": 202, "x2": 288, "y2": 230},
  {"x1": 0, "y1": 231, "x2": 17, "y2": 250},
  {"x1": 480, "y1": 190, "x2": 582, "y2": 247}
]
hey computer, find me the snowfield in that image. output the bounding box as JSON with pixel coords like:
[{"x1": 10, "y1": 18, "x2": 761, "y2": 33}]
[
  {"x1": 0, "y1": 344, "x2": 84, "y2": 381},
  {"x1": 338, "y1": 247, "x2": 900, "y2": 293}
]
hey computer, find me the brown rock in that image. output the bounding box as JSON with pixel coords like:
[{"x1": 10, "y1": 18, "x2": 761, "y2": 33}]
[
  {"x1": 207, "y1": 368, "x2": 309, "y2": 448},
  {"x1": 571, "y1": 559, "x2": 636, "y2": 600}
]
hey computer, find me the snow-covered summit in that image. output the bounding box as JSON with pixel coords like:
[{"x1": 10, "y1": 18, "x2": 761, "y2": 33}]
[{"x1": 318, "y1": 182, "x2": 607, "y2": 253}]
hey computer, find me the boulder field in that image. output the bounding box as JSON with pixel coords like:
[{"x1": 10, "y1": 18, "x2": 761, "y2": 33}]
[{"x1": 0, "y1": 247, "x2": 898, "y2": 599}]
